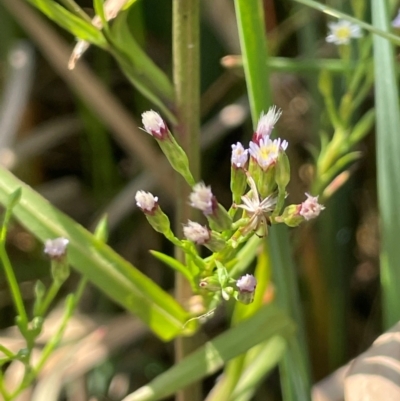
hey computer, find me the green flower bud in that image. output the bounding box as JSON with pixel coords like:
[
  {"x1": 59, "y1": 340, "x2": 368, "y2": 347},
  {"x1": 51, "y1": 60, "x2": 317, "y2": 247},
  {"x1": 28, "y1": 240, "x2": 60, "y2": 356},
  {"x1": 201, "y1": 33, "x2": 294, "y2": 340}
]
[{"x1": 141, "y1": 110, "x2": 195, "y2": 186}]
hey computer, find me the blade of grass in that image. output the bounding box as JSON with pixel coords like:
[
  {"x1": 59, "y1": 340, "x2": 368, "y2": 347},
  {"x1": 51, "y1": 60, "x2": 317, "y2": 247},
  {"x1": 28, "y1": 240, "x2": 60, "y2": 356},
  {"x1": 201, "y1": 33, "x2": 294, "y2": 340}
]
[
  {"x1": 26, "y1": 0, "x2": 106, "y2": 46},
  {"x1": 122, "y1": 304, "x2": 295, "y2": 401},
  {"x1": 371, "y1": 0, "x2": 400, "y2": 328},
  {"x1": 234, "y1": 0, "x2": 312, "y2": 399}
]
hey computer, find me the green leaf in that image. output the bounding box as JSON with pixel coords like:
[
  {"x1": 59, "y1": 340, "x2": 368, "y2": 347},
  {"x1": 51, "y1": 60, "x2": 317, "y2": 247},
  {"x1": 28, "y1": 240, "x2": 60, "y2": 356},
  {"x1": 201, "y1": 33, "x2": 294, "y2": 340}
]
[
  {"x1": 108, "y1": 10, "x2": 176, "y2": 123},
  {"x1": 150, "y1": 250, "x2": 197, "y2": 292},
  {"x1": 27, "y1": 0, "x2": 106, "y2": 47},
  {"x1": 0, "y1": 167, "x2": 193, "y2": 340},
  {"x1": 122, "y1": 304, "x2": 295, "y2": 401},
  {"x1": 371, "y1": 0, "x2": 400, "y2": 328}
]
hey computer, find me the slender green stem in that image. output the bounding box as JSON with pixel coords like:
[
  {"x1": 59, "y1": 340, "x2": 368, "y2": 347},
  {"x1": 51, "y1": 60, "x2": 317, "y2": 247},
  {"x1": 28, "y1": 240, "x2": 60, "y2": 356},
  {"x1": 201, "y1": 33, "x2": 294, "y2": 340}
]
[
  {"x1": 36, "y1": 280, "x2": 62, "y2": 317},
  {"x1": 0, "y1": 344, "x2": 15, "y2": 359},
  {"x1": 33, "y1": 277, "x2": 87, "y2": 375},
  {"x1": 172, "y1": 0, "x2": 201, "y2": 400},
  {"x1": 58, "y1": 0, "x2": 92, "y2": 23},
  {"x1": 0, "y1": 370, "x2": 11, "y2": 401},
  {"x1": 0, "y1": 243, "x2": 28, "y2": 327},
  {"x1": 292, "y1": 0, "x2": 400, "y2": 46}
]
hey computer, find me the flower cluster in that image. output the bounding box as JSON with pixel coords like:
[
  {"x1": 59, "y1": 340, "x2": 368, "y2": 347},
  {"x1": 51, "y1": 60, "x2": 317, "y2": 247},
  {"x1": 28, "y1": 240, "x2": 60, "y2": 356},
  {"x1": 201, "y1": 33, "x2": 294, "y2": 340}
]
[{"x1": 135, "y1": 108, "x2": 325, "y2": 306}]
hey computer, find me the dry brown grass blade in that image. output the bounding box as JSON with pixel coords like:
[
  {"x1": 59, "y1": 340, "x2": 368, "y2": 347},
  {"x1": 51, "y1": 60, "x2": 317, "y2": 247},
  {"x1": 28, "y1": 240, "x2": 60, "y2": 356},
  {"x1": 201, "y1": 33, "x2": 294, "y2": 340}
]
[
  {"x1": 344, "y1": 321, "x2": 400, "y2": 401},
  {"x1": 312, "y1": 322, "x2": 400, "y2": 401},
  {"x1": 2, "y1": 0, "x2": 175, "y2": 197}
]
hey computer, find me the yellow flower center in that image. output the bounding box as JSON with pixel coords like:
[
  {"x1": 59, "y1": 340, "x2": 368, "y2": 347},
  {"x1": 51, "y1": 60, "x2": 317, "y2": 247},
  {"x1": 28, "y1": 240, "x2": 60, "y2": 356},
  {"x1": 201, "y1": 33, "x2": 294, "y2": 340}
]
[{"x1": 335, "y1": 26, "x2": 351, "y2": 40}]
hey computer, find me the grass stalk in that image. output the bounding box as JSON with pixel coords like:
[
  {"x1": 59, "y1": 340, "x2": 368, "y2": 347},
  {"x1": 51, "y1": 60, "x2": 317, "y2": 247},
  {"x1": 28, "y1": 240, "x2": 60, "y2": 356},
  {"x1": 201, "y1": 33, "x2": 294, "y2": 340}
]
[{"x1": 172, "y1": 1, "x2": 201, "y2": 400}]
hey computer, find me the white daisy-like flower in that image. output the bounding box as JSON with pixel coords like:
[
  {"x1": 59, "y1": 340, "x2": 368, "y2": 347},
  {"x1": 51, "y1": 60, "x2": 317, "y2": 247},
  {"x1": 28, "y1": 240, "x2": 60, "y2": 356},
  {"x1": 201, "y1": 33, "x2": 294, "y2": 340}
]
[
  {"x1": 326, "y1": 20, "x2": 362, "y2": 45},
  {"x1": 183, "y1": 221, "x2": 210, "y2": 244},
  {"x1": 299, "y1": 193, "x2": 325, "y2": 220},
  {"x1": 44, "y1": 238, "x2": 69, "y2": 258},
  {"x1": 189, "y1": 182, "x2": 215, "y2": 215},
  {"x1": 231, "y1": 142, "x2": 248, "y2": 168},
  {"x1": 236, "y1": 175, "x2": 277, "y2": 235},
  {"x1": 249, "y1": 137, "x2": 288, "y2": 171},
  {"x1": 135, "y1": 190, "x2": 158, "y2": 213},
  {"x1": 236, "y1": 274, "x2": 257, "y2": 292},
  {"x1": 254, "y1": 106, "x2": 282, "y2": 141},
  {"x1": 141, "y1": 110, "x2": 167, "y2": 139}
]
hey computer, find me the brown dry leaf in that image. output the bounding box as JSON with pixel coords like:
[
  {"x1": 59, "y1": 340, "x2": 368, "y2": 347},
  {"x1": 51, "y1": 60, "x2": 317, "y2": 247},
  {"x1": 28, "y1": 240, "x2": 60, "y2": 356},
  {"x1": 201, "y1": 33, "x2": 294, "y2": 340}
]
[{"x1": 344, "y1": 321, "x2": 400, "y2": 401}]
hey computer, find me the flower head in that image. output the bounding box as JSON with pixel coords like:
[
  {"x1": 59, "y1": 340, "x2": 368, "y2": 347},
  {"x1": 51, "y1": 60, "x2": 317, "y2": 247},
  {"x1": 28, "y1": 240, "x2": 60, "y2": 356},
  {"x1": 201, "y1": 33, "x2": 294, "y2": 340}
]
[
  {"x1": 236, "y1": 175, "x2": 277, "y2": 235},
  {"x1": 135, "y1": 190, "x2": 158, "y2": 214},
  {"x1": 299, "y1": 193, "x2": 325, "y2": 220},
  {"x1": 253, "y1": 106, "x2": 282, "y2": 142},
  {"x1": 249, "y1": 137, "x2": 288, "y2": 171},
  {"x1": 326, "y1": 20, "x2": 362, "y2": 45},
  {"x1": 189, "y1": 182, "x2": 216, "y2": 215},
  {"x1": 236, "y1": 274, "x2": 257, "y2": 292},
  {"x1": 141, "y1": 110, "x2": 168, "y2": 139},
  {"x1": 44, "y1": 238, "x2": 69, "y2": 259},
  {"x1": 392, "y1": 10, "x2": 400, "y2": 28},
  {"x1": 231, "y1": 142, "x2": 248, "y2": 168},
  {"x1": 183, "y1": 221, "x2": 210, "y2": 245}
]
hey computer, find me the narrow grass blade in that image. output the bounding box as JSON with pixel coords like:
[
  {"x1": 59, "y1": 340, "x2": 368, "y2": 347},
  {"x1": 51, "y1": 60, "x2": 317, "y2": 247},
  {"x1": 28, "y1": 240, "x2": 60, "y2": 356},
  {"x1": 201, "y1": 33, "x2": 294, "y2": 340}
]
[
  {"x1": 122, "y1": 304, "x2": 295, "y2": 401},
  {"x1": 371, "y1": 0, "x2": 400, "y2": 328},
  {"x1": 0, "y1": 167, "x2": 192, "y2": 340},
  {"x1": 234, "y1": 0, "x2": 312, "y2": 399},
  {"x1": 26, "y1": 0, "x2": 106, "y2": 47}
]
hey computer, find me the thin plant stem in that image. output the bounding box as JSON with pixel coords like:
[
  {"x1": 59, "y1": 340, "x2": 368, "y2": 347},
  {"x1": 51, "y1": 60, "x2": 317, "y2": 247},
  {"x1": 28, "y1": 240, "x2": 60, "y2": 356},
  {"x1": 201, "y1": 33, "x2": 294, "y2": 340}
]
[
  {"x1": 0, "y1": 242, "x2": 28, "y2": 329},
  {"x1": 58, "y1": 0, "x2": 92, "y2": 23},
  {"x1": 172, "y1": 0, "x2": 201, "y2": 400},
  {"x1": 0, "y1": 344, "x2": 14, "y2": 359},
  {"x1": 36, "y1": 280, "x2": 62, "y2": 317}
]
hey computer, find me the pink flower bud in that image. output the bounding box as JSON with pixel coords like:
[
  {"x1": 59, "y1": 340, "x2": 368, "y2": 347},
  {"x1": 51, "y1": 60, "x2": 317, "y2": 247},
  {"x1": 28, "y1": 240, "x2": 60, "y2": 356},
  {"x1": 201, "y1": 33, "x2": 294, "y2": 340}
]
[
  {"x1": 253, "y1": 106, "x2": 282, "y2": 143},
  {"x1": 299, "y1": 193, "x2": 325, "y2": 220},
  {"x1": 236, "y1": 274, "x2": 257, "y2": 292},
  {"x1": 141, "y1": 110, "x2": 168, "y2": 140},
  {"x1": 44, "y1": 238, "x2": 69, "y2": 259},
  {"x1": 183, "y1": 221, "x2": 210, "y2": 245},
  {"x1": 135, "y1": 190, "x2": 158, "y2": 214}
]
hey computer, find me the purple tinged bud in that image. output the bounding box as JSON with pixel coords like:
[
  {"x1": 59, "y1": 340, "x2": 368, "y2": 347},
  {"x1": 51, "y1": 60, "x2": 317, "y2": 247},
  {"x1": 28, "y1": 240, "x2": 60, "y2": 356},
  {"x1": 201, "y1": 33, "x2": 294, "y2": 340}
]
[
  {"x1": 236, "y1": 274, "x2": 257, "y2": 292},
  {"x1": 141, "y1": 110, "x2": 168, "y2": 140},
  {"x1": 299, "y1": 193, "x2": 325, "y2": 220},
  {"x1": 253, "y1": 106, "x2": 282, "y2": 143},
  {"x1": 183, "y1": 221, "x2": 210, "y2": 245},
  {"x1": 44, "y1": 238, "x2": 69, "y2": 259},
  {"x1": 189, "y1": 183, "x2": 215, "y2": 216},
  {"x1": 135, "y1": 190, "x2": 158, "y2": 214},
  {"x1": 231, "y1": 142, "x2": 249, "y2": 169}
]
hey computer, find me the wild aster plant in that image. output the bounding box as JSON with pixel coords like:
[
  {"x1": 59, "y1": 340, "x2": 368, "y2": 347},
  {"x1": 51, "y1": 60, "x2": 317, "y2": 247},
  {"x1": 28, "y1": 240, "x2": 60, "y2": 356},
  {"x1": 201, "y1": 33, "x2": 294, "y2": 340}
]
[{"x1": 136, "y1": 109, "x2": 324, "y2": 308}]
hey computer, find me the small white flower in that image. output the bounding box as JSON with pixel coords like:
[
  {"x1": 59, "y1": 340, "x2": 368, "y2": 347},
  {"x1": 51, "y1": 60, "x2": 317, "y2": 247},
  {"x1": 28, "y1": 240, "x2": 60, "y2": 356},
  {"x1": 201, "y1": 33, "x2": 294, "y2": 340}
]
[
  {"x1": 254, "y1": 106, "x2": 282, "y2": 140},
  {"x1": 141, "y1": 110, "x2": 167, "y2": 139},
  {"x1": 44, "y1": 238, "x2": 69, "y2": 258},
  {"x1": 189, "y1": 183, "x2": 215, "y2": 215},
  {"x1": 231, "y1": 142, "x2": 248, "y2": 168},
  {"x1": 326, "y1": 20, "x2": 362, "y2": 45},
  {"x1": 135, "y1": 190, "x2": 158, "y2": 213},
  {"x1": 249, "y1": 137, "x2": 288, "y2": 171},
  {"x1": 392, "y1": 10, "x2": 400, "y2": 28},
  {"x1": 183, "y1": 221, "x2": 210, "y2": 244},
  {"x1": 236, "y1": 175, "x2": 277, "y2": 235},
  {"x1": 299, "y1": 193, "x2": 325, "y2": 220},
  {"x1": 237, "y1": 274, "x2": 257, "y2": 292}
]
